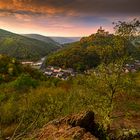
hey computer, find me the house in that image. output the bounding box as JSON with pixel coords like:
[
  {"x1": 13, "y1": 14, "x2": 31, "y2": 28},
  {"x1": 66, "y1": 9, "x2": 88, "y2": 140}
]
[
  {"x1": 53, "y1": 67, "x2": 62, "y2": 73},
  {"x1": 41, "y1": 57, "x2": 45, "y2": 61},
  {"x1": 123, "y1": 60, "x2": 140, "y2": 73},
  {"x1": 47, "y1": 66, "x2": 54, "y2": 71},
  {"x1": 44, "y1": 66, "x2": 77, "y2": 80},
  {"x1": 71, "y1": 72, "x2": 76, "y2": 77},
  {"x1": 52, "y1": 72, "x2": 58, "y2": 77},
  {"x1": 33, "y1": 62, "x2": 42, "y2": 66},
  {"x1": 62, "y1": 68, "x2": 74, "y2": 74},
  {"x1": 131, "y1": 69, "x2": 137, "y2": 73},
  {"x1": 61, "y1": 74, "x2": 69, "y2": 80},
  {"x1": 124, "y1": 68, "x2": 129, "y2": 73},
  {"x1": 135, "y1": 60, "x2": 140, "y2": 63},
  {"x1": 130, "y1": 64, "x2": 135, "y2": 69},
  {"x1": 134, "y1": 60, "x2": 140, "y2": 70},
  {"x1": 56, "y1": 72, "x2": 64, "y2": 78},
  {"x1": 125, "y1": 64, "x2": 134, "y2": 71},
  {"x1": 44, "y1": 69, "x2": 53, "y2": 76},
  {"x1": 21, "y1": 61, "x2": 33, "y2": 65}
]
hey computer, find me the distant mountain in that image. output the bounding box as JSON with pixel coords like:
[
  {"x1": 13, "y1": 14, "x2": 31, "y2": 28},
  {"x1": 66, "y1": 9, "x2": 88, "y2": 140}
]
[
  {"x1": 23, "y1": 34, "x2": 81, "y2": 44},
  {"x1": 22, "y1": 34, "x2": 61, "y2": 46},
  {"x1": 0, "y1": 29, "x2": 60, "y2": 61},
  {"x1": 50, "y1": 37, "x2": 81, "y2": 44}
]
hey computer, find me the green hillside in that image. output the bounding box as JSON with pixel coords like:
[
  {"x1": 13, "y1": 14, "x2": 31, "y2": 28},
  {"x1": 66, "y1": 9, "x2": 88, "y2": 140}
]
[
  {"x1": 22, "y1": 34, "x2": 81, "y2": 45},
  {"x1": 46, "y1": 33, "x2": 118, "y2": 71},
  {"x1": 46, "y1": 32, "x2": 140, "y2": 71},
  {"x1": 0, "y1": 54, "x2": 140, "y2": 140},
  {"x1": 0, "y1": 29, "x2": 60, "y2": 61},
  {"x1": 22, "y1": 34, "x2": 61, "y2": 46}
]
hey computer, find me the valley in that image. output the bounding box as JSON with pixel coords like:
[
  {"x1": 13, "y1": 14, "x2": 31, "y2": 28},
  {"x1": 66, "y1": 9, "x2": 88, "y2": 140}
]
[{"x1": 0, "y1": 19, "x2": 140, "y2": 140}]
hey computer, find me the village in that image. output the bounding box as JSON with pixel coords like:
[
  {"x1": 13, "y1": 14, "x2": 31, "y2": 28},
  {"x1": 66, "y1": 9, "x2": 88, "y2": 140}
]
[
  {"x1": 21, "y1": 58, "x2": 140, "y2": 80},
  {"x1": 124, "y1": 60, "x2": 140, "y2": 73},
  {"x1": 43, "y1": 66, "x2": 76, "y2": 80},
  {"x1": 21, "y1": 58, "x2": 77, "y2": 80}
]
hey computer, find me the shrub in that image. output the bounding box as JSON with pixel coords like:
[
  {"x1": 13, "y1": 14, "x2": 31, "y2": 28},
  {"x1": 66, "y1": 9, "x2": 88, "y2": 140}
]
[{"x1": 13, "y1": 74, "x2": 38, "y2": 91}]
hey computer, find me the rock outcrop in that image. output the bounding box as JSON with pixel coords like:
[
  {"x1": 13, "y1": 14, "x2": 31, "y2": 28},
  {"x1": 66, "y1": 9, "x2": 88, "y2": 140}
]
[
  {"x1": 31, "y1": 111, "x2": 140, "y2": 140},
  {"x1": 35, "y1": 111, "x2": 101, "y2": 140}
]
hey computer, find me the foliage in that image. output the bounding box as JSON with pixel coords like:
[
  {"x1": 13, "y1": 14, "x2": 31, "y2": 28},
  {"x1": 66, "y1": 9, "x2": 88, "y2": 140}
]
[
  {"x1": 0, "y1": 19, "x2": 140, "y2": 139},
  {"x1": 46, "y1": 41, "x2": 101, "y2": 71},
  {"x1": 22, "y1": 34, "x2": 60, "y2": 46},
  {"x1": 0, "y1": 54, "x2": 22, "y2": 83},
  {"x1": 74, "y1": 58, "x2": 133, "y2": 129},
  {"x1": 13, "y1": 74, "x2": 39, "y2": 91},
  {"x1": 0, "y1": 29, "x2": 60, "y2": 61},
  {"x1": 0, "y1": 59, "x2": 140, "y2": 139},
  {"x1": 113, "y1": 19, "x2": 140, "y2": 39},
  {"x1": 0, "y1": 54, "x2": 47, "y2": 84},
  {"x1": 46, "y1": 19, "x2": 140, "y2": 71}
]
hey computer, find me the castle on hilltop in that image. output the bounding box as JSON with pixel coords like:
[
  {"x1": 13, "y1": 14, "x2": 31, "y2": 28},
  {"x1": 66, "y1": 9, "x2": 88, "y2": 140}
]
[{"x1": 96, "y1": 26, "x2": 109, "y2": 36}]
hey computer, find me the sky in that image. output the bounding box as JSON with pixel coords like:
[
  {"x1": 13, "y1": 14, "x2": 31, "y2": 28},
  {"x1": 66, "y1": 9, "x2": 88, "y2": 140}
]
[{"x1": 0, "y1": 0, "x2": 139, "y2": 37}]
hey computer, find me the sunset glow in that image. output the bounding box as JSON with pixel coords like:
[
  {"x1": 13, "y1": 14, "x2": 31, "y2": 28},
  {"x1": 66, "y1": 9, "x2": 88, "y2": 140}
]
[{"x1": 0, "y1": 0, "x2": 139, "y2": 36}]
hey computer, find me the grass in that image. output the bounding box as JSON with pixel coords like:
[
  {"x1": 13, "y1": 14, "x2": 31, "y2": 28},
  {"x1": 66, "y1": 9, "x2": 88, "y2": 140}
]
[
  {"x1": 0, "y1": 71, "x2": 140, "y2": 139},
  {"x1": 127, "y1": 102, "x2": 140, "y2": 111}
]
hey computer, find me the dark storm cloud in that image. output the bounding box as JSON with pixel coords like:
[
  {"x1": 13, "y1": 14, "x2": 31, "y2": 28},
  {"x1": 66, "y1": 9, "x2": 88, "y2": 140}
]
[
  {"x1": 21, "y1": 0, "x2": 140, "y2": 15},
  {"x1": 0, "y1": 0, "x2": 140, "y2": 17},
  {"x1": 0, "y1": 0, "x2": 139, "y2": 36}
]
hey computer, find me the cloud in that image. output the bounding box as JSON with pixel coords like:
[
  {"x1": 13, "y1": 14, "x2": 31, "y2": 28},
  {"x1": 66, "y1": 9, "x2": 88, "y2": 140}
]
[
  {"x1": 0, "y1": 0, "x2": 139, "y2": 18},
  {"x1": 0, "y1": 0, "x2": 139, "y2": 36}
]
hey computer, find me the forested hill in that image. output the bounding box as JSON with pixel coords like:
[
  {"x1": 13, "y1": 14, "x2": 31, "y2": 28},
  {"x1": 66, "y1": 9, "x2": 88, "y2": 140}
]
[
  {"x1": 0, "y1": 29, "x2": 61, "y2": 61},
  {"x1": 22, "y1": 34, "x2": 61, "y2": 46},
  {"x1": 23, "y1": 34, "x2": 81, "y2": 44},
  {"x1": 46, "y1": 31, "x2": 140, "y2": 71}
]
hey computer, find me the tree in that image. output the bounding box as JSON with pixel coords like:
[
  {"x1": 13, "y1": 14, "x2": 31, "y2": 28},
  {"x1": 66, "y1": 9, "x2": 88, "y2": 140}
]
[
  {"x1": 113, "y1": 18, "x2": 140, "y2": 40},
  {"x1": 76, "y1": 56, "x2": 132, "y2": 130},
  {"x1": 75, "y1": 19, "x2": 140, "y2": 130},
  {"x1": 92, "y1": 19, "x2": 140, "y2": 129},
  {"x1": 13, "y1": 74, "x2": 38, "y2": 91}
]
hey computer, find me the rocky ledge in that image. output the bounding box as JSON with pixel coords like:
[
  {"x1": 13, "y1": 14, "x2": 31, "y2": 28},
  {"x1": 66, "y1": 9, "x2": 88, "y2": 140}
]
[{"x1": 32, "y1": 111, "x2": 140, "y2": 140}]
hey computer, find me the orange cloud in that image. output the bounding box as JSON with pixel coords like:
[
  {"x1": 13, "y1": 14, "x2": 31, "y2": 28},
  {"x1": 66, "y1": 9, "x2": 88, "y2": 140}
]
[
  {"x1": 0, "y1": 0, "x2": 139, "y2": 18},
  {"x1": 0, "y1": 0, "x2": 78, "y2": 18},
  {"x1": 0, "y1": 0, "x2": 139, "y2": 37}
]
